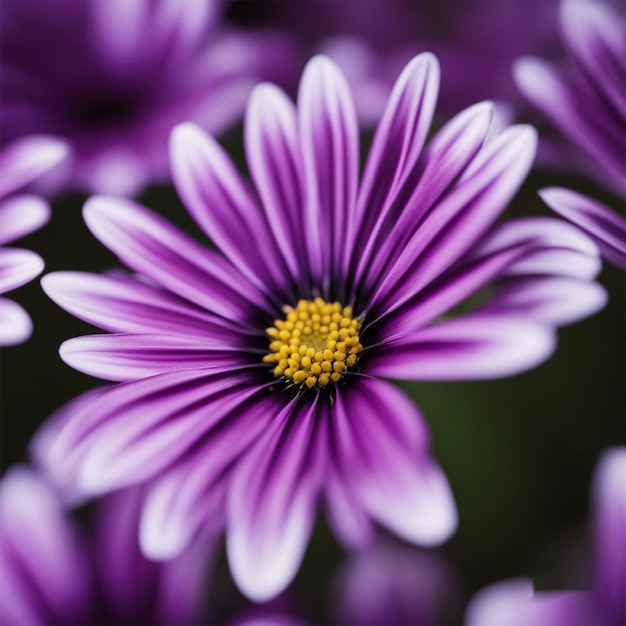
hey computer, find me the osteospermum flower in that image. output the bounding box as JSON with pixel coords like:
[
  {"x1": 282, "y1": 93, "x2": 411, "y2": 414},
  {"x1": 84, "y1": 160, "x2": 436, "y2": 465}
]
[
  {"x1": 0, "y1": 466, "x2": 211, "y2": 626},
  {"x1": 35, "y1": 55, "x2": 607, "y2": 601},
  {"x1": 0, "y1": 0, "x2": 292, "y2": 196},
  {"x1": 514, "y1": 0, "x2": 625, "y2": 196},
  {"x1": 465, "y1": 447, "x2": 626, "y2": 626},
  {"x1": 0, "y1": 136, "x2": 68, "y2": 346},
  {"x1": 540, "y1": 188, "x2": 626, "y2": 270}
]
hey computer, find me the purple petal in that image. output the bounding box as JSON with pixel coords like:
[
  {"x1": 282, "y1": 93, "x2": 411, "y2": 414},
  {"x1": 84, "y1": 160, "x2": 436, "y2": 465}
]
[
  {"x1": 0, "y1": 195, "x2": 50, "y2": 246},
  {"x1": 324, "y1": 465, "x2": 375, "y2": 552},
  {"x1": 41, "y1": 271, "x2": 241, "y2": 339},
  {"x1": 372, "y1": 125, "x2": 536, "y2": 314},
  {"x1": 514, "y1": 57, "x2": 623, "y2": 192},
  {"x1": 297, "y1": 55, "x2": 359, "y2": 286},
  {"x1": 466, "y1": 579, "x2": 600, "y2": 626},
  {"x1": 244, "y1": 83, "x2": 308, "y2": 285},
  {"x1": 83, "y1": 195, "x2": 270, "y2": 323},
  {"x1": 32, "y1": 371, "x2": 264, "y2": 501},
  {"x1": 592, "y1": 447, "x2": 626, "y2": 623},
  {"x1": 472, "y1": 217, "x2": 602, "y2": 281},
  {"x1": 170, "y1": 122, "x2": 288, "y2": 296},
  {"x1": 94, "y1": 487, "x2": 212, "y2": 626},
  {"x1": 350, "y1": 53, "x2": 440, "y2": 281},
  {"x1": 0, "y1": 466, "x2": 94, "y2": 626},
  {"x1": 0, "y1": 248, "x2": 44, "y2": 294},
  {"x1": 355, "y1": 100, "x2": 492, "y2": 292},
  {"x1": 540, "y1": 188, "x2": 626, "y2": 270},
  {"x1": 560, "y1": 0, "x2": 625, "y2": 121},
  {"x1": 227, "y1": 398, "x2": 324, "y2": 602},
  {"x1": 487, "y1": 277, "x2": 607, "y2": 327},
  {"x1": 369, "y1": 313, "x2": 555, "y2": 380},
  {"x1": 60, "y1": 333, "x2": 249, "y2": 382},
  {"x1": 0, "y1": 297, "x2": 32, "y2": 346},
  {"x1": 331, "y1": 378, "x2": 457, "y2": 546},
  {"x1": 0, "y1": 136, "x2": 69, "y2": 198},
  {"x1": 140, "y1": 394, "x2": 282, "y2": 560}
]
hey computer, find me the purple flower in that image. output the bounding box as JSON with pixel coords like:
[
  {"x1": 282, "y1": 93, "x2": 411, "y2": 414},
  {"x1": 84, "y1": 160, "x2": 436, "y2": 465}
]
[
  {"x1": 0, "y1": 136, "x2": 68, "y2": 346},
  {"x1": 514, "y1": 0, "x2": 625, "y2": 196},
  {"x1": 0, "y1": 0, "x2": 291, "y2": 196},
  {"x1": 247, "y1": 0, "x2": 559, "y2": 122},
  {"x1": 465, "y1": 447, "x2": 626, "y2": 626},
  {"x1": 34, "y1": 55, "x2": 606, "y2": 601},
  {"x1": 540, "y1": 188, "x2": 626, "y2": 270},
  {"x1": 0, "y1": 465, "x2": 211, "y2": 626}
]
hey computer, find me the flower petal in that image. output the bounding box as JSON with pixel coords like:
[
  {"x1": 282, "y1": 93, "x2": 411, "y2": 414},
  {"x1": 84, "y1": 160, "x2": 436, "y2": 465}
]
[
  {"x1": 41, "y1": 271, "x2": 240, "y2": 339},
  {"x1": 372, "y1": 125, "x2": 536, "y2": 315},
  {"x1": 331, "y1": 378, "x2": 457, "y2": 546},
  {"x1": 540, "y1": 187, "x2": 626, "y2": 270},
  {"x1": 591, "y1": 447, "x2": 626, "y2": 623},
  {"x1": 227, "y1": 398, "x2": 324, "y2": 602},
  {"x1": 32, "y1": 370, "x2": 264, "y2": 501},
  {"x1": 244, "y1": 83, "x2": 308, "y2": 286},
  {"x1": 0, "y1": 467, "x2": 94, "y2": 626},
  {"x1": 170, "y1": 122, "x2": 288, "y2": 296},
  {"x1": 0, "y1": 194, "x2": 50, "y2": 245},
  {"x1": 298, "y1": 55, "x2": 359, "y2": 287},
  {"x1": 140, "y1": 393, "x2": 281, "y2": 560},
  {"x1": 354, "y1": 100, "x2": 492, "y2": 294},
  {"x1": 466, "y1": 579, "x2": 599, "y2": 626},
  {"x1": 0, "y1": 297, "x2": 32, "y2": 346},
  {"x1": 0, "y1": 248, "x2": 44, "y2": 294},
  {"x1": 60, "y1": 333, "x2": 249, "y2": 382},
  {"x1": 0, "y1": 135, "x2": 69, "y2": 198},
  {"x1": 83, "y1": 195, "x2": 269, "y2": 323},
  {"x1": 350, "y1": 53, "x2": 440, "y2": 283},
  {"x1": 369, "y1": 313, "x2": 556, "y2": 380}
]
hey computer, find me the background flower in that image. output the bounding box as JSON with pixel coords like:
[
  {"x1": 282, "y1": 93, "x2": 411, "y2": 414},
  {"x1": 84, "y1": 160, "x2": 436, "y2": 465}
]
[
  {"x1": 31, "y1": 55, "x2": 606, "y2": 602},
  {"x1": 514, "y1": 0, "x2": 625, "y2": 196},
  {"x1": 0, "y1": 0, "x2": 293, "y2": 196},
  {"x1": 0, "y1": 135, "x2": 68, "y2": 345},
  {"x1": 465, "y1": 447, "x2": 626, "y2": 626},
  {"x1": 0, "y1": 465, "x2": 212, "y2": 626}
]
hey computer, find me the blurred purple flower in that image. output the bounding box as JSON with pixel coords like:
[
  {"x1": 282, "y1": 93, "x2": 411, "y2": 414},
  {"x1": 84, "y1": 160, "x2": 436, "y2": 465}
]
[
  {"x1": 540, "y1": 188, "x2": 626, "y2": 270},
  {"x1": 34, "y1": 54, "x2": 606, "y2": 602},
  {"x1": 0, "y1": 135, "x2": 68, "y2": 345},
  {"x1": 0, "y1": 0, "x2": 292, "y2": 196},
  {"x1": 465, "y1": 447, "x2": 626, "y2": 626},
  {"x1": 0, "y1": 465, "x2": 211, "y2": 626},
  {"x1": 333, "y1": 541, "x2": 462, "y2": 626},
  {"x1": 514, "y1": 0, "x2": 625, "y2": 196},
  {"x1": 239, "y1": 0, "x2": 559, "y2": 122}
]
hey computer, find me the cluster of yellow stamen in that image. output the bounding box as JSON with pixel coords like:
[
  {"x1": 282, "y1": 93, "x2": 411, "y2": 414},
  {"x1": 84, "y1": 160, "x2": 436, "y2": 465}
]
[{"x1": 263, "y1": 298, "x2": 363, "y2": 389}]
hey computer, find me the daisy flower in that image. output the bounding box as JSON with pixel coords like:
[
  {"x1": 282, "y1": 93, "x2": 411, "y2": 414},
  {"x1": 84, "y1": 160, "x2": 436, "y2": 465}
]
[
  {"x1": 0, "y1": 466, "x2": 211, "y2": 626},
  {"x1": 465, "y1": 447, "x2": 626, "y2": 626},
  {"x1": 35, "y1": 54, "x2": 606, "y2": 601},
  {"x1": 514, "y1": 0, "x2": 625, "y2": 196},
  {"x1": 0, "y1": 0, "x2": 292, "y2": 196},
  {"x1": 0, "y1": 135, "x2": 68, "y2": 346}
]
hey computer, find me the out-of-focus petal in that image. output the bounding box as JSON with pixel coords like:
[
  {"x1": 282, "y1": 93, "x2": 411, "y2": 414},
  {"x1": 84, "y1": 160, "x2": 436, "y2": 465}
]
[
  {"x1": 540, "y1": 187, "x2": 626, "y2": 269},
  {"x1": 0, "y1": 297, "x2": 32, "y2": 346},
  {"x1": 591, "y1": 447, "x2": 626, "y2": 623},
  {"x1": 465, "y1": 579, "x2": 599, "y2": 626},
  {"x1": 0, "y1": 195, "x2": 49, "y2": 245},
  {"x1": 0, "y1": 248, "x2": 44, "y2": 294}
]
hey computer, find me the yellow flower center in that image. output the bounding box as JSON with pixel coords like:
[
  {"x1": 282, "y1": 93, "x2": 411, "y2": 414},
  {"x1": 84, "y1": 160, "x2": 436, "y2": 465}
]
[{"x1": 263, "y1": 298, "x2": 363, "y2": 389}]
